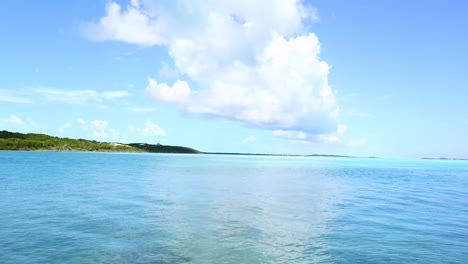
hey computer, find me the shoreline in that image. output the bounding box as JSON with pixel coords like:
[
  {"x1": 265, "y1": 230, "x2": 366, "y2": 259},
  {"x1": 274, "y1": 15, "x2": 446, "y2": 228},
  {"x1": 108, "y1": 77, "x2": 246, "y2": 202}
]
[{"x1": 1, "y1": 149, "x2": 375, "y2": 158}]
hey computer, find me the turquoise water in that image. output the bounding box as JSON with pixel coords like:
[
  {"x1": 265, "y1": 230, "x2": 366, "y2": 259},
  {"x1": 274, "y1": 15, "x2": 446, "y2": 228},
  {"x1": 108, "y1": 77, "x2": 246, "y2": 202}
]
[{"x1": 1, "y1": 151, "x2": 467, "y2": 263}]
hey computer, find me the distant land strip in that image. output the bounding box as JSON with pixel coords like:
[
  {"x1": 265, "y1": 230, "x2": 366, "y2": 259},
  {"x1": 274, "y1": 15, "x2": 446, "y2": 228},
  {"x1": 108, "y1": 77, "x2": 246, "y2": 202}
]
[
  {"x1": 0, "y1": 130, "x2": 381, "y2": 158},
  {"x1": 0, "y1": 130, "x2": 200, "y2": 154},
  {"x1": 202, "y1": 152, "x2": 360, "y2": 158},
  {"x1": 422, "y1": 157, "x2": 468, "y2": 161}
]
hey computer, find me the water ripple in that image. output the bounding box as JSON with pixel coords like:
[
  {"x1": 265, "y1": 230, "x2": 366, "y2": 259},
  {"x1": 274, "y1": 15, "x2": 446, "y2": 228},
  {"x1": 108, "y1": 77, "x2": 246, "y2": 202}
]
[{"x1": 1, "y1": 152, "x2": 467, "y2": 263}]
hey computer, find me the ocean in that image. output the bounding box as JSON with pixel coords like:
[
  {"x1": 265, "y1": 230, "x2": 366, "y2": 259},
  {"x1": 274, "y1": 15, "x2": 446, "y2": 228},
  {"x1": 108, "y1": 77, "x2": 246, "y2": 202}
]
[{"x1": 1, "y1": 151, "x2": 467, "y2": 263}]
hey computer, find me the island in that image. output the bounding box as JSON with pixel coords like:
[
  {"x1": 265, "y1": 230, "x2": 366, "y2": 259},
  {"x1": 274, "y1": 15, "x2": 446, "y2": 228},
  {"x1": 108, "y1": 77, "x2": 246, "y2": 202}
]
[
  {"x1": 0, "y1": 130, "x2": 377, "y2": 158},
  {"x1": 0, "y1": 130, "x2": 200, "y2": 154},
  {"x1": 422, "y1": 157, "x2": 468, "y2": 161}
]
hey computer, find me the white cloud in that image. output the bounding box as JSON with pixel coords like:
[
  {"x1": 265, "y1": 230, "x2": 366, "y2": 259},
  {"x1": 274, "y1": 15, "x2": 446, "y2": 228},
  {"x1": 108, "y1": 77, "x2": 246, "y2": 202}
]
[
  {"x1": 337, "y1": 124, "x2": 347, "y2": 134},
  {"x1": 0, "y1": 115, "x2": 41, "y2": 132},
  {"x1": 82, "y1": 0, "x2": 166, "y2": 46},
  {"x1": 31, "y1": 88, "x2": 101, "y2": 104},
  {"x1": 77, "y1": 118, "x2": 86, "y2": 125},
  {"x1": 31, "y1": 88, "x2": 130, "y2": 104},
  {"x1": 88, "y1": 0, "x2": 343, "y2": 141},
  {"x1": 76, "y1": 118, "x2": 119, "y2": 140},
  {"x1": 158, "y1": 62, "x2": 179, "y2": 79},
  {"x1": 143, "y1": 120, "x2": 165, "y2": 136},
  {"x1": 128, "y1": 106, "x2": 156, "y2": 113},
  {"x1": 128, "y1": 120, "x2": 166, "y2": 144},
  {"x1": 273, "y1": 130, "x2": 308, "y2": 140},
  {"x1": 89, "y1": 119, "x2": 110, "y2": 139},
  {"x1": 0, "y1": 94, "x2": 34, "y2": 104},
  {"x1": 304, "y1": 6, "x2": 320, "y2": 22},
  {"x1": 315, "y1": 124, "x2": 348, "y2": 144},
  {"x1": 128, "y1": 120, "x2": 165, "y2": 143},
  {"x1": 101, "y1": 91, "x2": 131, "y2": 100},
  {"x1": 316, "y1": 133, "x2": 339, "y2": 143},
  {"x1": 58, "y1": 122, "x2": 72, "y2": 133},
  {"x1": 243, "y1": 135, "x2": 257, "y2": 143},
  {"x1": 147, "y1": 33, "x2": 338, "y2": 135},
  {"x1": 90, "y1": 120, "x2": 109, "y2": 129},
  {"x1": 272, "y1": 124, "x2": 353, "y2": 146},
  {"x1": 7, "y1": 114, "x2": 23, "y2": 125},
  {"x1": 0, "y1": 88, "x2": 130, "y2": 105},
  {"x1": 145, "y1": 78, "x2": 190, "y2": 105}
]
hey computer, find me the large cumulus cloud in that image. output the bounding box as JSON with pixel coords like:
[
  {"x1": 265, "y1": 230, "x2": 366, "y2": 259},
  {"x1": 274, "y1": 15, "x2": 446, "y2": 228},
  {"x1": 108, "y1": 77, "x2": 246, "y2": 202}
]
[{"x1": 84, "y1": 0, "x2": 343, "y2": 141}]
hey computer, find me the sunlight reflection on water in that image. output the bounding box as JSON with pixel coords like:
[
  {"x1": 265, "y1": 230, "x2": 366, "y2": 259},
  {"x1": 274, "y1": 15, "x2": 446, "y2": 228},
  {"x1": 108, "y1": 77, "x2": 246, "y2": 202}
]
[{"x1": 1, "y1": 152, "x2": 467, "y2": 263}]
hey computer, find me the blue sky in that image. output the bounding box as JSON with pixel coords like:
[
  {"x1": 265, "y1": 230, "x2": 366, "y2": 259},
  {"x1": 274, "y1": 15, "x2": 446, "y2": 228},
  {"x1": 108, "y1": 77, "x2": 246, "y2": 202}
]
[{"x1": 1, "y1": 0, "x2": 467, "y2": 158}]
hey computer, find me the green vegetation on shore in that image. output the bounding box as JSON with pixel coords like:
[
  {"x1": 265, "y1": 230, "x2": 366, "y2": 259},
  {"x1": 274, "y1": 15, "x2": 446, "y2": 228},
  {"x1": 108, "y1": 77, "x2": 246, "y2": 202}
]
[
  {"x1": 0, "y1": 130, "x2": 377, "y2": 158},
  {"x1": 0, "y1": 130, "x2": 200, "y2": 153},
  {"x1": 128, "y1": 143, "x2": 201, "y2": 154}
]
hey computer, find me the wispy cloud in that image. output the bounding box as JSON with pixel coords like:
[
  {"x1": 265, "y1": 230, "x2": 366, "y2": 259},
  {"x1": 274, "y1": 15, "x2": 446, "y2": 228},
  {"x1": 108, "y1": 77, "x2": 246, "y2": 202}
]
[
  {"x1": 342, "y1": 109, "x2": 375, "y2": 119},
  {"x1": 77, "y1": 118, "x2": 86, "y2": 125},
  {"x1": 75, "y1": 118, "x2": 119, "y2": 140},
  {"x1": 272, "y1": 124, "x2": 365, "y2": 149},
  {"x1": 101, "y1": 91, "x2": 130, "y2": 100},
  {"x1": 273, "y1": 130, "x2": 308, "y2": 140},
  {"x1": 158, "y1": 62, "x2": 179, "y2": 79},
  {"x1": 58, "y1": 122, "x2": 72, "y2": 133},
  {"x1": 7, "y1": 114, "x2": 24, "y2": 125},
  {"x1": 0, "y1": 88, "x2": 130, "y2": 105},
  {"x1": 0, "y1": 94, "x2": 34, "y2": 104},
  {"x1": 243, "y1": 135, "x2": 257, "y2": 144},
  {"x1": 128, "y1": 106, "x2": 156, "y2": 113},
  {"x1": 1, "y1": 114, "x2": 41, "y2": 131},
  {"x1": 128, "y1": 120, "x2": 166, "y2": 144},
  {"x1": 143, "y1": 120, "x2": 165, "y2": 136}
]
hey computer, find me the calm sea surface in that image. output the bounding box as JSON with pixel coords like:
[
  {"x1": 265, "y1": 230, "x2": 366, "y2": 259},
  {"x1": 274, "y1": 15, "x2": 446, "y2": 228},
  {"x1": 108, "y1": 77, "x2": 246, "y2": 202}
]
[{"x1": 1, "y1": 151, "x2": 467, "y2": 263}]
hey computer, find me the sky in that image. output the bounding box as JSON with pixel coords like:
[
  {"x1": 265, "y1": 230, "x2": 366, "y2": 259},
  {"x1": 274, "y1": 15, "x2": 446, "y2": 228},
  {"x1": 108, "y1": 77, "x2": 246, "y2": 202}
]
[{"x1": 0, "y1": 0, "x2": 467, "y2": 158}]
